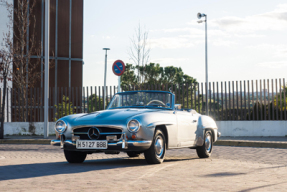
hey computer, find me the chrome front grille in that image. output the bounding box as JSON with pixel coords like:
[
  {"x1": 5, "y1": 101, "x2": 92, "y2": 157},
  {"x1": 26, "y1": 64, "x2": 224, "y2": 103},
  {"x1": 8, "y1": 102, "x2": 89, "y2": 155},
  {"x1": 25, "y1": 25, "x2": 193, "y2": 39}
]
[{"x1": 73, "y1": 127, "x2": 122, "y2": 140}]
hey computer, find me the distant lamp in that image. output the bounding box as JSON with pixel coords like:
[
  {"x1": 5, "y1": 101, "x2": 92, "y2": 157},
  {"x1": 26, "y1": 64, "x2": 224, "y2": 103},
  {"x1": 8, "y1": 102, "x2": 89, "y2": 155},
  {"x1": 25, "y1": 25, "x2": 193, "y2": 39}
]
[{"x1": 197, "y1": 12, "x2": 206, "y2": 19}]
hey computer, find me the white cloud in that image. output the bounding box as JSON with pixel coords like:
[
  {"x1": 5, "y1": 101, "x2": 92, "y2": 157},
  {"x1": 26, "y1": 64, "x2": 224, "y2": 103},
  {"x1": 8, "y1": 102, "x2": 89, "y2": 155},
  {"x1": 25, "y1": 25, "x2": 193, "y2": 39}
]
[
  {"x1": 210, "y1": 4, "x2": 287, "y2": 33},
  {"x1": 150, "y1": 57, "x2": 190, "y2": 65},
  {"x1": 257, "y1": 61, "x2": 287, "y2": 68},
  {"x1": 247, "y1": 44, "x2": 287, "y2": 58},
  {"x1": 148, "y1": 4, "x2": 286, "y2": 50},
  {"x1": 102, "y1": 36, "x2": 115, "y2": 39},
  {"x1": 148, "y1": 37, "x2": 195, "y2": 49}
]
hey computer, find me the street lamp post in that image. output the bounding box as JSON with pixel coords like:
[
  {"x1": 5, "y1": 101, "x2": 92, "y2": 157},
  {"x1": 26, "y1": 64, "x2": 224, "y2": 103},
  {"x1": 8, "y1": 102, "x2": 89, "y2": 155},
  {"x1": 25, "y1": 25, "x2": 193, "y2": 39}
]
[
  {"x1": 197, "y1": 12, "x2": 209, "y2": 115},
  {"x1": 103, "y1": 48, "x2": 110, "y2": 109}
]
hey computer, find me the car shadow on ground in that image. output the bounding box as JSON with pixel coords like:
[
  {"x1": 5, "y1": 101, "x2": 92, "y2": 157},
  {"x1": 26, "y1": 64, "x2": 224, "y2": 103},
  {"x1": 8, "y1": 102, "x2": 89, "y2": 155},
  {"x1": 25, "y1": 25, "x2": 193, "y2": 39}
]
[
  {"x1": 0, "y1": 157, "x2": 148, "y2": 181},
  {"x1": 0, "y1": 155, "x2": 200, "y2": 181}
]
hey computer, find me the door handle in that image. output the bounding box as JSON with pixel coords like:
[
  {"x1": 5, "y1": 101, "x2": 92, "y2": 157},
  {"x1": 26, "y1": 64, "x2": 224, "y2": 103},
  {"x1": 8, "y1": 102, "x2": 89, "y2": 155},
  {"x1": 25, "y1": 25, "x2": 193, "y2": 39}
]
[{"x1": 192, "y1": 120, "x2": 197, "y2": 123}]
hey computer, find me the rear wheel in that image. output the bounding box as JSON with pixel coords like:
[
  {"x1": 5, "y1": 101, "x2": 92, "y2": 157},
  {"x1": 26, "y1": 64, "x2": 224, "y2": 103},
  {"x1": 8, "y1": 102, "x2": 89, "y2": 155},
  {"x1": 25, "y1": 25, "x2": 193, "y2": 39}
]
[
  {"x1": 64, "y1": 150, "x2": 87, "y2": 163},
  {"x1": 196, "y1": 131, "x2": 213, "y2": 158},
  {"x1": 127, "y1": 151, "x2": 141, "y2": 158},
  {"x1": 144, "y1": 129, "x2": 166, "y2": 164}
]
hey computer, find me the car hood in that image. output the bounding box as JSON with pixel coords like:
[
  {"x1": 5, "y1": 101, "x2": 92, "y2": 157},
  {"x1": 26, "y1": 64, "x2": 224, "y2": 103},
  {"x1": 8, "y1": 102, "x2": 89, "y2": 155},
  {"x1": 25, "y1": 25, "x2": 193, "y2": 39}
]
[{"x1": 75, "y1": 108, "x2": 157, "y2": 122}]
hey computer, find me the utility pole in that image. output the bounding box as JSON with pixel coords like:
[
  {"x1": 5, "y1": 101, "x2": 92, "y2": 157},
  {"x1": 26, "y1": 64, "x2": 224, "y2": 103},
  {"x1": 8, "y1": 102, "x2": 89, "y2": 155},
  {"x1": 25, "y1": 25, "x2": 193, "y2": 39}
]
[{"x1": 44, "y1": 0, "x2": 50, "y2": 138}]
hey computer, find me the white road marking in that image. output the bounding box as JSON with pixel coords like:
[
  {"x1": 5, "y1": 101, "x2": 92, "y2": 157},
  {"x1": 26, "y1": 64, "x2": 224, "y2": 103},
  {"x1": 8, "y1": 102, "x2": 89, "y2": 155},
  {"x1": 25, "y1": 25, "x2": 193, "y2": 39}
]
[{"x1": 129, "y1": 163, "x2": 177, "y2": 184}]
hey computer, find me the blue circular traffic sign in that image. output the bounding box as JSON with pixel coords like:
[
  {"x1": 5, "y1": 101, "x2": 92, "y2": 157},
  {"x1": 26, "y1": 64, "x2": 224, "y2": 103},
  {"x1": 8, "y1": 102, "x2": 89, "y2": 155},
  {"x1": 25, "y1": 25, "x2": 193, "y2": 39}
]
[{"x1": 112, "y1": 60, "x2": 125, "y2": 76}]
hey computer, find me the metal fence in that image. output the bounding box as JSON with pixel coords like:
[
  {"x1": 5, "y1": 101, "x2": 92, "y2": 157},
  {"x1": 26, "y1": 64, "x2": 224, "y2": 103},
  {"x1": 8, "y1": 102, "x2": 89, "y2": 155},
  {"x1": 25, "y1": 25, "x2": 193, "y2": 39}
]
[{"x1": 0, "y1": 78, "x2": 286, "y2": 122}]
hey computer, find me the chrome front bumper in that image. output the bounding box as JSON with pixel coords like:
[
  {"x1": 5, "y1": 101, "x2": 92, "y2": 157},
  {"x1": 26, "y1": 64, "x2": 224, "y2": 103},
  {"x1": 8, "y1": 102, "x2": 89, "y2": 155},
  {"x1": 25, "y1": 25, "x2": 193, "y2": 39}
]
[
  {"x1": 51, "y1": 135, "x2": 152, "y2": 151},
  {"x1": 51, "y1": 139, "x2": 151, "y2": 148}
]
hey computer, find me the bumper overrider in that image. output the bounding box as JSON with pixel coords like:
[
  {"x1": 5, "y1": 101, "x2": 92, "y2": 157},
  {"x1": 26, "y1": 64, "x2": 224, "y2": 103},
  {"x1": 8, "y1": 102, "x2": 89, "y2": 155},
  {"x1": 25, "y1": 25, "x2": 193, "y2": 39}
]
[{"x1": 50, "y1": 133, "x2": 152, "y2": 152}]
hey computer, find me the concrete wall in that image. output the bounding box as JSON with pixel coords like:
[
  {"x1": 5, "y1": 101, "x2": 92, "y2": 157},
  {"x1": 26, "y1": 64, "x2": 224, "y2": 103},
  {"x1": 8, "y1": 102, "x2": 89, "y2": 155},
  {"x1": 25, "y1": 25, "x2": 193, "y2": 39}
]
[
  {"x1": 4, "y1": 122, "x2": 56, "y2": 136},
  {"x1": 217, "y1": 121, "x2": 287, "y2": 137},
  {"x1": 3, "y1": 121, "x2": 287, "y2": 136}
]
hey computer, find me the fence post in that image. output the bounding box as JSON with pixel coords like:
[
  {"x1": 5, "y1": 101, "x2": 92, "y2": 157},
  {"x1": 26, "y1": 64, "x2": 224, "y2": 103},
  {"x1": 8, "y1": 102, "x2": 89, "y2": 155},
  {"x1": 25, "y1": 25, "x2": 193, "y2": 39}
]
[
  {"x1": 283, "y1": 78, "x2": 286, "y2": 120},
  {"x1": 263, "y1": 79, "x2": 268, "y2": 120},
  {"x1": 260, "y1": 80, "x2": 263, "y2": 120},
  {"x1": 94, "y1": 86, "x2": 97, "y2": 111},
  {"x1": 201, "y1": 83, "x2": 204, "y2": 114},
  {"x1": 271, "y1": 79, "x2": 275, "y2": 120},
  {"x1": 198, "y1": 83, "x2": 200, "y2": 113},
  {"x1": 279, "y1": 79, "x2": 282, "y2": 120},
  {"x1": 86, "y1": 87, "x2": 89, "y2": 113},
  {"x1": 244, "y1": 81, "x2": 247, "y2": 120},
  {"x1": 256, "y1": 80, "x2": 259, "y2": 120},
  {"x1": 240, "y1": 81, "x2": 243, "y2": 120},
  {"x1": 275, "y1": 79, "x2": 278, "y2": 120},
  {"x1": 221, "y1": 81, "x2": 224, "y2": 120},
  {"x1": 225, "y1": 82, "x2": 227, "y2": 120}
]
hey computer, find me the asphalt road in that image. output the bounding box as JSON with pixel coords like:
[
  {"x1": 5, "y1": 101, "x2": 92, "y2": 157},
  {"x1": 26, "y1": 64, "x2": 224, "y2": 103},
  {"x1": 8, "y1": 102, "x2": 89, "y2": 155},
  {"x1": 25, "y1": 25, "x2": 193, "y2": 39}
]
[{"x1": 0, "y1": 144, "x2": 287, "y2": 191}]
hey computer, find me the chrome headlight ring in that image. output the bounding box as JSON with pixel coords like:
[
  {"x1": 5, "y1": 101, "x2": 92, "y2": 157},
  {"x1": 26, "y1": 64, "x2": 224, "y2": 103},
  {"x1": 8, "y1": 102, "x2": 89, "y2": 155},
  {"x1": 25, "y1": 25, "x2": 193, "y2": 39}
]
[
  {"x1": 55, "y1": 120, "x2": 67, "y2": 134},
  {"x1": 127, "y1": 119, "x2": 141, "y2": 133}
]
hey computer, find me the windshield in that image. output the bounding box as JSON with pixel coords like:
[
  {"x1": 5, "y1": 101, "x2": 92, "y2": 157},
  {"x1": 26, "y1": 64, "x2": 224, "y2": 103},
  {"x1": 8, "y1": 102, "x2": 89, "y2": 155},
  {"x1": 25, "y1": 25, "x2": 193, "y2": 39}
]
[{"x1": 107, "y1": 91, "x2": 173, "y2": 110}]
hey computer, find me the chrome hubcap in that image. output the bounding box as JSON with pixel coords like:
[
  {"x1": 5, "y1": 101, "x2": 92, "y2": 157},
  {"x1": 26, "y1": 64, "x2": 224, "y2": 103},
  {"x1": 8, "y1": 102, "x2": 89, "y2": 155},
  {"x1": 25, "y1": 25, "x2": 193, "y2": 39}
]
[
  {"x1": 205, "y1": 134, "x2": 212, "y2": 153},
  {"x1": 155, "y1": 135, "x2": 164, "y2": 158}
]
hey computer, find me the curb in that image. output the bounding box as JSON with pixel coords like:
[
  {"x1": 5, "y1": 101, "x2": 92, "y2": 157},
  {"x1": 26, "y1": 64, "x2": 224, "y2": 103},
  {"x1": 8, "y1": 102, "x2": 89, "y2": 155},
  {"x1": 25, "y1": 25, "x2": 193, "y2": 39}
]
[
  {"x1": 214, "y1": 140, "x2": 287, "y2": 149},
  {"x1": 0, "y1": 139, "x2": 51, "y2": 145}
]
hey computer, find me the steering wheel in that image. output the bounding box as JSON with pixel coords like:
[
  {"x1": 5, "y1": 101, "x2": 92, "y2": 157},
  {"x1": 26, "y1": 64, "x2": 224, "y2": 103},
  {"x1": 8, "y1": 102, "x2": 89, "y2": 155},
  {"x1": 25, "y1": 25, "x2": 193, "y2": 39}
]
[{"x1": 146, "y1": 100, "x2": 166, "y2": 107}]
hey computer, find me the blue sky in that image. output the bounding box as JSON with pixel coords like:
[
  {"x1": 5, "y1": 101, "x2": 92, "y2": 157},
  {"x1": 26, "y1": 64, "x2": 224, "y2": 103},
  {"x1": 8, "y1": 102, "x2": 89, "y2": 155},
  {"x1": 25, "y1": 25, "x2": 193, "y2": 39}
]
[{"x1": 83, "y1": 0, "x2": 287, "y2": 87}]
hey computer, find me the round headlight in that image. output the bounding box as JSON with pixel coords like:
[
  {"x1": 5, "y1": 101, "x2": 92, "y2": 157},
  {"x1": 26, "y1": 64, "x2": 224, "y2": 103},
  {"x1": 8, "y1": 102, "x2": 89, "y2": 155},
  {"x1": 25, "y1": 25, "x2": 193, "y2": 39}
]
[
  {"x1": 55, "y1": 120, "x2": 67, "y2": 133},
  {"x1": 127, "y1": 120, "x2": 141, "y2": 133}
]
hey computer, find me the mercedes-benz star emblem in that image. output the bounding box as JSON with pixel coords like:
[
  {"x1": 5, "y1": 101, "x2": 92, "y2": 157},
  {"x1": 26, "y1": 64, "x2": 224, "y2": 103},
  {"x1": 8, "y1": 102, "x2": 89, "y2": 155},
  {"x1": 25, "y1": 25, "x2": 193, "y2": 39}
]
[{"x1": 88, "y1": 127, "x2": 100, "y2": 140}]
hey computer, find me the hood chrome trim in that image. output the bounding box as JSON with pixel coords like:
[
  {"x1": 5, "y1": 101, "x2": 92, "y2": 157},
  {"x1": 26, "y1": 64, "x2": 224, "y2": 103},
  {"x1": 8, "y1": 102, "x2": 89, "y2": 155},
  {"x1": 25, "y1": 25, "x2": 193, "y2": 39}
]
[{"x1": 71, "y1": 125, "x2": 123, "y2": 131}]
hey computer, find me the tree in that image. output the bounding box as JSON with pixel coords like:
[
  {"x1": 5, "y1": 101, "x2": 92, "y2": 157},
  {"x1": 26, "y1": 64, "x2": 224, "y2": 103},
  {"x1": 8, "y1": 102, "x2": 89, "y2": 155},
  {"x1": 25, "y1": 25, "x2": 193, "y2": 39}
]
[
  {"x1": 54, "y1": 96, "x2": 75, "y2": 121},
  {"x1": 0, "y1": 50, "x2": 13, "y2": 139},
  {"x1": 128, "y1": 23, "x2": 150, "y2": 83},
  {"x1": 87, "y1": 94, "x2": 104, "y2": 112},
  {"x1": 121, "y1": 63, "x2": 198, "y2": 86},
  {"x1": 0, "y1": 0, "x2": 54, "y2": 126},
  {"x1": 120, "y1": 63, "x2": 138, "y2": 87}
]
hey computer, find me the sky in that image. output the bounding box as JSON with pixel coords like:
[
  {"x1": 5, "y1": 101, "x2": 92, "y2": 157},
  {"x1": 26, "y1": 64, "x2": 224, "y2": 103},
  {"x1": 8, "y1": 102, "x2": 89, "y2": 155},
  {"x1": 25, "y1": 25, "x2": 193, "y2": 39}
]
[{"x1": 83, "y1": 0, "x2": 287, "y2": 87}]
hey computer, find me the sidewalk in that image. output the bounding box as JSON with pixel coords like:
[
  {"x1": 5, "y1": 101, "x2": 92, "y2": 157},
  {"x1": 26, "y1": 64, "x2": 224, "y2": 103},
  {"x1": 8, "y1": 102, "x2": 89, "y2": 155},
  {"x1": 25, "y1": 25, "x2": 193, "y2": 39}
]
[
  {"x1": 215, "y1": 136, "x2": 287, "y2": 148},
  {"x1": 1, "y1": 136, "x2": 287, "y2": 148}
]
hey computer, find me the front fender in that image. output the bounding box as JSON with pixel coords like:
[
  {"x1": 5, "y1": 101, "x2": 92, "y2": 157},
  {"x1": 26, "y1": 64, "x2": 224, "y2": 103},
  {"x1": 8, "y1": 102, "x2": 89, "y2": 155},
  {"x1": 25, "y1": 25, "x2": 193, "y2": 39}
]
[{"x1": 195, "y1": 115, "x2": 218, "y2": 146}]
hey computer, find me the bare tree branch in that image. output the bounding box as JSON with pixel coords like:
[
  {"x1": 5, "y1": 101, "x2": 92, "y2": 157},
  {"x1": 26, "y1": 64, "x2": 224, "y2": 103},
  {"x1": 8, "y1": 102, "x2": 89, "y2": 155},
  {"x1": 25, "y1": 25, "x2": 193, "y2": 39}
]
[{"x1": 128, "y1": 23, "x2": 151, "y2": 84}]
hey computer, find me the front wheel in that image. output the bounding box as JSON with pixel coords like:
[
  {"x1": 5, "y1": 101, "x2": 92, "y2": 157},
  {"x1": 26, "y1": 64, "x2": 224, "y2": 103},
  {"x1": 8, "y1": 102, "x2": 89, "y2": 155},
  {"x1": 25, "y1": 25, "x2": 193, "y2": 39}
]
[
  {"x1": 196, "y1": 131, "x2": 213, "y2": 158},
  {"x1": 144, "y1": 129, "x2": 166, "y2": 164},
  {"x1": 64, "y1": 150, "x2": 87, "y2": 163}
]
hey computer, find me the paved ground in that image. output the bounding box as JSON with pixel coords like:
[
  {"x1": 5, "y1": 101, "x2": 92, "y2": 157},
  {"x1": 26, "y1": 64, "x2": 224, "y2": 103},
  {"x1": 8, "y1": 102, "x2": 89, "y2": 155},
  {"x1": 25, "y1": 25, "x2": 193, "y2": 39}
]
[{"x1": 0, "y1": 145, "x2": 287, "y2": 191}]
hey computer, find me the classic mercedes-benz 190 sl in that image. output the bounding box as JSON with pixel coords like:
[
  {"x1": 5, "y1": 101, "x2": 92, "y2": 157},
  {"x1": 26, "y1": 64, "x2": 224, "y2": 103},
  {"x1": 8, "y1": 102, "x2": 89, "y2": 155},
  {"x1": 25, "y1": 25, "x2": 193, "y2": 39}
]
[{"x1": 51, "y1": 90, "x2": 220, "y2": 164}]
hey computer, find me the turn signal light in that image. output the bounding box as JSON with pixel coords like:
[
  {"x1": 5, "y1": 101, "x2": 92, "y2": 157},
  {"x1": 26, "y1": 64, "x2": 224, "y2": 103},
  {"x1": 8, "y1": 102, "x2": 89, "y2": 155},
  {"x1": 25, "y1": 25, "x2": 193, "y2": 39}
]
[{"x1": 131, "y1": 135, "x2": 136, "y2": 139}]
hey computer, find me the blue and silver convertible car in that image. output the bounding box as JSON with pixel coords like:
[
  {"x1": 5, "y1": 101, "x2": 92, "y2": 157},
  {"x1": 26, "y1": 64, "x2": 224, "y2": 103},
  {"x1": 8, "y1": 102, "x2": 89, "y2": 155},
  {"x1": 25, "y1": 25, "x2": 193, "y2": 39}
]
[{"x1": 51, "y1": 90, "x2": 220, "y2": 164}]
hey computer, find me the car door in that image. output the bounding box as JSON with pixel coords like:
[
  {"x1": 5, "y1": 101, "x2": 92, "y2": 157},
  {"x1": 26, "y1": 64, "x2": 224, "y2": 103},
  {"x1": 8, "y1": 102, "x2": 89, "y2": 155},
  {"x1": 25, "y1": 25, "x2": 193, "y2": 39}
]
[{"x1": 176, "y1": 111, "x2": 198, "y2": 147}]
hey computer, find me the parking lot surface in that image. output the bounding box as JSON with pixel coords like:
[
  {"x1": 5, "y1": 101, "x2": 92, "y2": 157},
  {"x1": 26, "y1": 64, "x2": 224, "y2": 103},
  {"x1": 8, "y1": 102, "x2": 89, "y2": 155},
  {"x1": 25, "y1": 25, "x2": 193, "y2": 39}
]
[{"x1": 0, "y1": 144, "x2": 287, "y2": 191}]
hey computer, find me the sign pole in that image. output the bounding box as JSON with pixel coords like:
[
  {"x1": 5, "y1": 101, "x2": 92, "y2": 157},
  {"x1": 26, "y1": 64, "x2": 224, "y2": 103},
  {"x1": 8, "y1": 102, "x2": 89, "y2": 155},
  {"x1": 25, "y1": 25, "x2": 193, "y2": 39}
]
[
  {"x1": 103, "y1": 48, "x2": 110, "y2": 109},
  {"x1": 118, "y1": 76, "x2": 121, "y2": 92}
]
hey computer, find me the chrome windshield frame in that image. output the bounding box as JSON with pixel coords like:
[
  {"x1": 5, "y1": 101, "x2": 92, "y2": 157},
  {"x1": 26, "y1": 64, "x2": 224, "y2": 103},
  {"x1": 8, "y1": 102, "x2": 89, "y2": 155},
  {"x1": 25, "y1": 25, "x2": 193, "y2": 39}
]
[{"x1": 107, "y1": 90, "x2": 175, "y2": 110}]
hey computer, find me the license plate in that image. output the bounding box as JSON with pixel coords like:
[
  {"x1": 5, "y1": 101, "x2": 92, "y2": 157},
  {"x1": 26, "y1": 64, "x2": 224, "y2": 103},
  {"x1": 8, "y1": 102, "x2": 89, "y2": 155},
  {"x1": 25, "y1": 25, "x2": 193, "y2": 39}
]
[{"x1": 76, "y1": 140, "x2": 108, "y2": 149}]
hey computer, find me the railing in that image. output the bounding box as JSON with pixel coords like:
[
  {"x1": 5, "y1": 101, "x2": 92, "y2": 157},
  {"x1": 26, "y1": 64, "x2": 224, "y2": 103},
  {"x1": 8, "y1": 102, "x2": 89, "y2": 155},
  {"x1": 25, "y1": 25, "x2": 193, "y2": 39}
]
[{"x1": 0, "y1": 78, "x2": 286, "y2": 122}]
